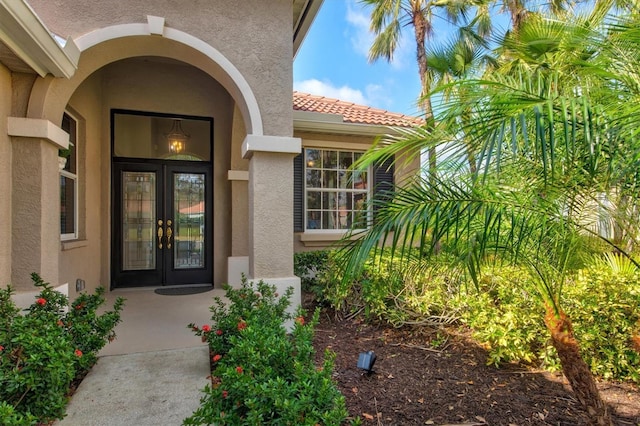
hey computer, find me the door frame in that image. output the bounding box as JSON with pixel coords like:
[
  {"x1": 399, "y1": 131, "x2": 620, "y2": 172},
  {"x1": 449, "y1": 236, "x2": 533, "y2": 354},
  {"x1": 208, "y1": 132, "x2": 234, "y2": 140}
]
[{"x1": 109, "y1": 109, "x2": 214, "y2": 289}]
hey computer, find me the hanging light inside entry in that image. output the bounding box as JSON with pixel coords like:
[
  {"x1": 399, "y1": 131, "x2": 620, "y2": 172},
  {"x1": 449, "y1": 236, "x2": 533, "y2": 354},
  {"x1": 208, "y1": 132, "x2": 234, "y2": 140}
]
[{"x1": 167, "y1": 119, "x2": 189, "y2": 154}]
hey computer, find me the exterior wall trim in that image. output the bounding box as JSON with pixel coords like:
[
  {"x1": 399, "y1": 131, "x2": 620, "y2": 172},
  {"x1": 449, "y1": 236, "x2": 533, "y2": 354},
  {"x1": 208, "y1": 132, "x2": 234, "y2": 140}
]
[
  {"x1": 228, "y1": 170, "x2": 249, "y2": 181},
  {"x1": 0, "y1": 0, "x2": 78, "y2": 78},
  {"x1": 7, "y1": 117, "x2": 69, "y2": 149},
  {"x1": 242, "y1": 135, "x2": 301, "y2": 159},
  {"x1": 73, "y1": 15, "x2": 263, "y2": 135}
]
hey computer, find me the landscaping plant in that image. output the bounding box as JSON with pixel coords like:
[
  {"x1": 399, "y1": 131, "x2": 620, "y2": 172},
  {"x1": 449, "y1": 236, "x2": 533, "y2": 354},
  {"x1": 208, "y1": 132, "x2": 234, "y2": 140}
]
[
  {"x1": 340, "y1": 7, "x2": 640, "y2": 424},
  {"x1": 186, "y1": 277, "x2": 348, "y2": 425},
  {"x1": 0, "y1": 273, "x2": 124, "y2": 424}
]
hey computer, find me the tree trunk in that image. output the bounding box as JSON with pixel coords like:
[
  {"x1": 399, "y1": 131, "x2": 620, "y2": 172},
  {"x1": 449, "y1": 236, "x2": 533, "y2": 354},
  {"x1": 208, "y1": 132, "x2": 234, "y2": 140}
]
[{"x1": 544, "y1": 306, "x2": 612, "y2": 426}]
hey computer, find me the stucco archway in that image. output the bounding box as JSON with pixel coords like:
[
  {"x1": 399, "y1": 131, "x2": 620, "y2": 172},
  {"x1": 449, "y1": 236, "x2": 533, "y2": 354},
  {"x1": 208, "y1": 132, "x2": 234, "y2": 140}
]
[{"x1": 26, "y1": 16, "x2": 263, "y2": 136}]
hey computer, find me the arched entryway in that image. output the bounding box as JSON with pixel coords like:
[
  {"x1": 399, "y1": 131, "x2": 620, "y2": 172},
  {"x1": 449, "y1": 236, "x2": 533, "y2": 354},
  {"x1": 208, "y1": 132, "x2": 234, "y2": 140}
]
[{"x1": 23, "y1": 19, "x2": 261, "y2": 290}]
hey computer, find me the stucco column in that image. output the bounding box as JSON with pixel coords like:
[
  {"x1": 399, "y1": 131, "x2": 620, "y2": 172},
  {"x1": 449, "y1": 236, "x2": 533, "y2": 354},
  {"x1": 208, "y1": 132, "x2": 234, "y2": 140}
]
[
  {"x1": 8, "y1": 118, "x2": 69, "y2": 290},
  {"x1": 242, "y1": 134, "x2": 301, "y2": 315}
]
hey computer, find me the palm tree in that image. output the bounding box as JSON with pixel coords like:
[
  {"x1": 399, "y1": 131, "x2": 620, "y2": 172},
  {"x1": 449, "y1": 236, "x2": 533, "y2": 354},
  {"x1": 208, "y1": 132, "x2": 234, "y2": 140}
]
[
  {"x1": 343, "y1": 5, "x2": 640, "y2": 425},
  {"x1": 362, "y1": 0, "x2": 475, "y2": 176}
]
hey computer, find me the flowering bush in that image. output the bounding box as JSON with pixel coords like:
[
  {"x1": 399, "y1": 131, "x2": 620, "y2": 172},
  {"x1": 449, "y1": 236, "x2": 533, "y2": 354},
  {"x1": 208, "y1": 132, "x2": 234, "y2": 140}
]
[
  {"x1": 0, "y1": 273, "x2": 124, "y2": 424},
  {"x1": 186, "y1": 278, "x2": 348, "y2": 425}
]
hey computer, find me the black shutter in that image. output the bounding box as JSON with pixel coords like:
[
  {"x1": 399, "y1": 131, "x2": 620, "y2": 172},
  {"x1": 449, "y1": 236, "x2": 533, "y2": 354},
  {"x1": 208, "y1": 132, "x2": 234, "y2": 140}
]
[
  {"x1": 293, "y1": 153, "x2": 304, "y2": 232},
  {"x1": 373, "y1": 156, "x2": 395, "y2": 222}
]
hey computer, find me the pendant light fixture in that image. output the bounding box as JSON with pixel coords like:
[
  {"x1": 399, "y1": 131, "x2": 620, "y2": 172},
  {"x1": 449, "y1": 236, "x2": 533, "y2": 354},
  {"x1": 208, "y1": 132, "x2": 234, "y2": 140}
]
[{"x1": 167, "y1": 119, "x2": 189, "y2": 154}]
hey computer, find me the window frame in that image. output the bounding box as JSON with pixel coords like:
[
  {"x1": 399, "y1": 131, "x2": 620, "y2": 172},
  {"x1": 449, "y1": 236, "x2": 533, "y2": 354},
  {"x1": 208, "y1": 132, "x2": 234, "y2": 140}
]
[
  {"x1": 60, "y1": 111, "x2": 78, "y2": 241},
  {"x1": 303, "y1": 147, "x2": 371, "y2": 233}
]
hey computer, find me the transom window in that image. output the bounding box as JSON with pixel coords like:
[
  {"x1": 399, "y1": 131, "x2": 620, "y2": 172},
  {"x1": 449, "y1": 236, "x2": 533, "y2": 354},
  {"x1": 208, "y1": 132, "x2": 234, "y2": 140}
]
[
  {"x1": 304, "y1": 148, "x2": 369, "y2": 231},
  {"x1": 60, "y1": 112, "x2": 78, "y2": 240}
]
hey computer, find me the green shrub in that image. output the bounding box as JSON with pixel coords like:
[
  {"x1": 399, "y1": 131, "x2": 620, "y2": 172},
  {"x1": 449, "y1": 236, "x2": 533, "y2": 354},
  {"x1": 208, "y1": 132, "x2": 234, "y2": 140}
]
[
  {"x1": 455, "y1": 264, "x2": 640, "y2": 382},
  {"x1": 186, "y1": 278, "x2": 348, "y2": 425},
  {"x1": 294, "y1": 250, "x2": 330, "y2": 300},
  {"x1": 318, "y1": 250, "x2": 463, "y2": 325},
  {"x1": 0, "y1": 274, "x2": 125, "y2": 423}
]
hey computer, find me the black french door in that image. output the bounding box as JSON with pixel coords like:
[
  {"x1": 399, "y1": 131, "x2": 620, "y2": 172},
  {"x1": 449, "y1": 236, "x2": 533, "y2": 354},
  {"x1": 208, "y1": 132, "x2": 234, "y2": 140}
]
[{"x1": 112, "y1": 161, "x2": 213, "y2": 287}]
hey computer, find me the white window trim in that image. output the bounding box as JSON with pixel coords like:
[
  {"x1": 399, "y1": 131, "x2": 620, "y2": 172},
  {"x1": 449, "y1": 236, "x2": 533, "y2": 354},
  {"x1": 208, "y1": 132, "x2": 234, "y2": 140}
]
[
  {"x1": 60, "y1": 111, "x2": 78, "y2": 241},
  {"x1": 303, "y1": 147, "x2": 371, "y2": 233}
]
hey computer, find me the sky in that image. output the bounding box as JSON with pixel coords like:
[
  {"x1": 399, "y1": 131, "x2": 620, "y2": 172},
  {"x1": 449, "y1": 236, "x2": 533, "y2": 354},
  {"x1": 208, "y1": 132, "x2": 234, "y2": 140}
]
[
  {"x1": 293, "y1": 0, "x2": 464, "y2": 117},
  {"x1": 293, "y1": 0, "x2": 425, "y2": 117}
]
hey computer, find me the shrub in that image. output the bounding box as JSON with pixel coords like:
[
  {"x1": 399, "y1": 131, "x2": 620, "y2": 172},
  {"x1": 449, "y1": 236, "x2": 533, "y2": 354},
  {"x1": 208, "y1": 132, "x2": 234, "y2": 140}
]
[
  {"x1": 186, "y1": 278, "x2": 348, "y2": 425},
  {"x1": 455, "y1": 264, "x2": 640, "y2": 382},
  {"x1": 318, "y1": 250, "x2": 463, "y2": 325},
  {"x1": 294, "y1": 250, "x2": 330, "y2": 301},
  {"x1": 0, "y1": 274, "x2": 125, "y2": 423}
]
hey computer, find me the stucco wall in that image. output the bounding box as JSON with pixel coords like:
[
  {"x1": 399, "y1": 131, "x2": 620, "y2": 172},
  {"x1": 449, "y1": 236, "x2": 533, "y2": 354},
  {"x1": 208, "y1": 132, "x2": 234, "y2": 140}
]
[
  {"x1": 25, "y1": 0, "x2": 294, "y2": 137},
  {"x1": 60, "y1": 73, "x2": 103, "y2": 296},
  {"x1": 0, "y1": 64, "x2": 11, "y2": 287}
]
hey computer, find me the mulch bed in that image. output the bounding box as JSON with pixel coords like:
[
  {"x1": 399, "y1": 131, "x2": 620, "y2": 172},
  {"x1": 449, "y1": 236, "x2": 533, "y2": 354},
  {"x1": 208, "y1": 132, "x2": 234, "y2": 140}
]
[{"x1": 310, "y1": 306, "x2": 640, "y2": 425}]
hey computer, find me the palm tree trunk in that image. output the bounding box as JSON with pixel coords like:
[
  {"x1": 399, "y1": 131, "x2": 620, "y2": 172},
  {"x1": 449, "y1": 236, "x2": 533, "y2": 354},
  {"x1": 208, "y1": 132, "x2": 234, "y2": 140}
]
[{"x1": 544, "y1": 306, "x2": 612, "y2": 425}]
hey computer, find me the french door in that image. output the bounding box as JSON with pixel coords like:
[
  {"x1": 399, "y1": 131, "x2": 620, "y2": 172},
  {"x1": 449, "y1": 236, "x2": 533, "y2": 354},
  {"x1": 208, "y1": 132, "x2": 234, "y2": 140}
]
[{"x1": 112, "y1": 161, "x2": 213, "y2": 287}]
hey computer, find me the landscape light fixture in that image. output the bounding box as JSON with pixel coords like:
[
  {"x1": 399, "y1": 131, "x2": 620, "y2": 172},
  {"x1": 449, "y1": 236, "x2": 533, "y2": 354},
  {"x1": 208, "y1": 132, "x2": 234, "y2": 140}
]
[
  {"x1": 357, "y1": 350, "x2": 376, "y2": 374},
  {"x1": 167, "y1": 119, "x2": 189, "y2": 154}
]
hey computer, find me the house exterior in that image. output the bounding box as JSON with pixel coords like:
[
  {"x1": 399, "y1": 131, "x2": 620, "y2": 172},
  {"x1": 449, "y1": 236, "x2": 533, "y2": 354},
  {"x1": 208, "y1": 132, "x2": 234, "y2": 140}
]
[{"x1": 0, "y1": 0, "x2": 420, "y2": 308}]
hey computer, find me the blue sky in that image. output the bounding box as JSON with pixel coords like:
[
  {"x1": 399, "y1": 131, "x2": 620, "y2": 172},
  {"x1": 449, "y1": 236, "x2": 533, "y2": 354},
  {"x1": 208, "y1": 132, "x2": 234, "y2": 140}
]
[
  {"x1": 293, "y1": 1, "x2": 519, "y2": 117},
  {"x1": 293, "y1": 0, "x2": 426, "y2": 117}
]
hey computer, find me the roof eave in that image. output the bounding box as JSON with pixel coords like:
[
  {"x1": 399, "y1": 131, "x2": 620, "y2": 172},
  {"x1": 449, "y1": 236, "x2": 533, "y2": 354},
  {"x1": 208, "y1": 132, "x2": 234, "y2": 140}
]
[
  {"x1": 293, "y1": 110, "x2": 404, "y2": 137},
  {"x1": 293, "y1": 0, "x2": 323, "y2": 58},
  {"x1": 0, "y1": 0, "x2": 78, "y2": 78}
]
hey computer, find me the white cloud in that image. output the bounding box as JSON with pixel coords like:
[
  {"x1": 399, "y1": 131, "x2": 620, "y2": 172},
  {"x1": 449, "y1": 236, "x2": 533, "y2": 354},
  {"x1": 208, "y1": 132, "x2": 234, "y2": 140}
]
[
  {"x1": 294, "y1": 79, "x2": 368, "y2": 105},
  {"x1": 345, "y1": 1, "x2": 373, "y2": 58},
  {"x1": 345, "y1": 0, "x2": 413, "y2": 70}
]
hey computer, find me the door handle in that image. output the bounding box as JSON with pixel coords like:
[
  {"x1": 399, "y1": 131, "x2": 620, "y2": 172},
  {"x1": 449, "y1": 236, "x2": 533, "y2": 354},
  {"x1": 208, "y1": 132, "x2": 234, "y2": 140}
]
[
  {"x1": 166, "y1": 220, "x2": 173, "y2": 249},
  {"x1": 157, "y1": 220, "x2": 164, "y2": 249}
]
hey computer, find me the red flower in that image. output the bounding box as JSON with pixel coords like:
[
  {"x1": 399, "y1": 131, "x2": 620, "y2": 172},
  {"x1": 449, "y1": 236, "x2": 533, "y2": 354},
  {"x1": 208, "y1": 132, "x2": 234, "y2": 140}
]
[
  {"x1": 215, "y1": 329, "x2": 223, "y2": 336},
  {"x1": 36, "y1": 298, "x2": 46, "y2": 306},
  {"x1": 237, "y1": 321, "x2": 247, "y2": 331},
  {"x1": 212, "y1": 354, "x2": 222, "y2": 362},
  {"x1": 236, "y1": 366, "x2": 243, "y2": 374},
  {"x1": 57, "y1": 320, "x2": 64, "y2": 327},
  {"x1": 75, "y1": 303, "x2": 84, "y2": 310},
  {"x1": 222, "y1": 390, "x2": 228, "y2": 398},
  {"x1": 295, "y1": 316, "x2": 305, "y2": 326},
  {"x1": 0, "y1": 345, "x2": 4, "y2": 351},
  {"x1": 202, "y1": 325, "x2": 211, "y2": 332},
  {"x1": 74, "y1": 349, "x2": 83, "y2": 357}
]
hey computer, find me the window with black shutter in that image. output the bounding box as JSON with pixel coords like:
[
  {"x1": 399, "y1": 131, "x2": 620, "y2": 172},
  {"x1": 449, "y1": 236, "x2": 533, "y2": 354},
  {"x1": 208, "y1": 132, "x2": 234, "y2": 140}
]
[{"x1": 294, "y1": 148, "x2": 394, "y2": 231}]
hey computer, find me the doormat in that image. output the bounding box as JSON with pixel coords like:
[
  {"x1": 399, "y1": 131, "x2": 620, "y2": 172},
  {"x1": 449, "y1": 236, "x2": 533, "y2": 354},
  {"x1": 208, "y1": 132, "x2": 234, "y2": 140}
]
[{"x1": 154, "y1": 286, "x2": 213, "y2": 296}]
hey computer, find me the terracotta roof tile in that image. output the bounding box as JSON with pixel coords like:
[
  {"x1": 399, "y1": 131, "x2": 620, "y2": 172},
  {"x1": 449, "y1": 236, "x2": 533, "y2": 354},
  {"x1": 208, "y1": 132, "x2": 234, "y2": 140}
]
[{"x1": 293, "y1": 91, "x2": 423, "y2": 128}]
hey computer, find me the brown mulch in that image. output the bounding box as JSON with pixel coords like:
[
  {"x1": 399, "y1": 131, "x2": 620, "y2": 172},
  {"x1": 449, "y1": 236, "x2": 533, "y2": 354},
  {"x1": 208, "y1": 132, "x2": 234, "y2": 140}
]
[{"x1": 310, "y1": 305, "x2": 640, "y2": 425}]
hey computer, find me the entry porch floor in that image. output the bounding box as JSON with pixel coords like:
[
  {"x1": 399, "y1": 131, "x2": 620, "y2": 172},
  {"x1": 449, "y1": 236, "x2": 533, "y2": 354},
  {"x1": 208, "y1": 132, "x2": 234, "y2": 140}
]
[{"x1": 55, "y1": 286, "x2": 225, "y2": 425}]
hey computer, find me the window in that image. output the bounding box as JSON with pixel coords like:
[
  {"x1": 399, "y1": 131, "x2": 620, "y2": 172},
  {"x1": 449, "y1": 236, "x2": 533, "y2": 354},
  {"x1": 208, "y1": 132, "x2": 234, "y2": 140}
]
[
  {"x1": 294, "y1": 147, "x2": 394, "y2": 233},
  {"x1": 304, "y1": 148, "x2": 369, "y2": 231},
  {"x1": 60, "y1": 112, "x2": 78, "y2": 240}
]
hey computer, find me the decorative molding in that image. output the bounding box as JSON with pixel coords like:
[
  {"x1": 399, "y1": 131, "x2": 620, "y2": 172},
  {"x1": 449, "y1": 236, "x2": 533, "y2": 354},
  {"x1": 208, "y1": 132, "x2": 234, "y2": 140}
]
[
  {"x1": 147, "y1": 15, "x2": 165, "y2": 36},
  {"x1": 242, "y1": 135, "x2": 301, "y2": 159},
  {"x1": 228, "y1": 170, "x2": 249, "y2": 181},
  {"x1": 74, "y1": 23, "x2": 263, "y2": 135},
  {"x1": 7, "y1": 117, "x2": 69, "y2": 149}
]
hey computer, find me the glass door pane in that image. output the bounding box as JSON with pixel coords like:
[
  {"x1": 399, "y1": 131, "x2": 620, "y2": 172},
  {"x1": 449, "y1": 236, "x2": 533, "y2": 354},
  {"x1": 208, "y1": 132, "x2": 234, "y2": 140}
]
[
  {"x1": 173, "y1": 173, "x2": 205, "y2": 269},
  {"x1": 122, "y1": 171, "x2": 156, "y2": 270}
]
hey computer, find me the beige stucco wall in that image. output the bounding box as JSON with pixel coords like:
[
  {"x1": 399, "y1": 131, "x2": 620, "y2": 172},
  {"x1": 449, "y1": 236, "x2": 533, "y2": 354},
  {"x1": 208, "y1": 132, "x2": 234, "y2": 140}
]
[
  {"x1": 26, "y1": 0, "x2": 294, "y2": 137},
  {"x1": 60, "y1": 73, "x2": 103, "y2": 296},
  {"x1": 0, "y1": 64, "x2": 11, "y2": 287}
]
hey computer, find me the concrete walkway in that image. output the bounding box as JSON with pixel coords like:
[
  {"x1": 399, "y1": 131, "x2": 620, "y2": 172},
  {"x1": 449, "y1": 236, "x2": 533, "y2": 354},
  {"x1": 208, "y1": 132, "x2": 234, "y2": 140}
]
[
  {"x1": 56, "y1": 347, "x2": 210, "y2": 426},
  {"x1": 54, "y1": 287, "x2": 224, "y2": 425}
]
